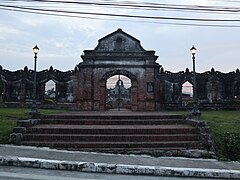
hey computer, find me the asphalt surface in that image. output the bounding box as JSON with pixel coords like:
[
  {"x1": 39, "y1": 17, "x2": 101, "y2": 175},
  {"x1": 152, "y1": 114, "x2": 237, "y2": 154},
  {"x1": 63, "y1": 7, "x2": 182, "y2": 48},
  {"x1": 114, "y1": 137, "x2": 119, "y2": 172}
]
[
  {"x1": 0, "y1": 166, "x2": 225, "y2": 180},
  {"x1": 0, "y1": 145, "x2": 239, "y2": 171}
]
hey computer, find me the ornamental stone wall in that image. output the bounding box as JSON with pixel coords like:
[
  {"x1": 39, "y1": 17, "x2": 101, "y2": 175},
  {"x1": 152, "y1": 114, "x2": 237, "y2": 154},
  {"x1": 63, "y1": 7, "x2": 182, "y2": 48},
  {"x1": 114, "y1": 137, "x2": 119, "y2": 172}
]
[{"x1": 0, "y1": 29, "x2": 239, "y2": 110}]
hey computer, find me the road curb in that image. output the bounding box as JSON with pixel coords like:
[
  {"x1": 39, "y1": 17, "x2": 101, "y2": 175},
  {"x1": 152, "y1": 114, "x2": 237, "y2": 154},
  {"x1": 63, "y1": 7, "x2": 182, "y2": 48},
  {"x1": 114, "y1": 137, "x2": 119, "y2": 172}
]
[{"x1": 0, "y1": 156, "x2": 239, "y2": 179}]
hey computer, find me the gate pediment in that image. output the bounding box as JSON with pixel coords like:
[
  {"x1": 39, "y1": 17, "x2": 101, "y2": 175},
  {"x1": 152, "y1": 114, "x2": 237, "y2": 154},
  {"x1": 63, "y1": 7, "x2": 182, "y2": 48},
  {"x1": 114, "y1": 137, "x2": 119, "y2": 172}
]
[
  {"x1": 80, "y1": 29, "x2": 159, "y2": 67},
  {"x1": 94, "y1": 28, "x2": 145, "y2": 52}
]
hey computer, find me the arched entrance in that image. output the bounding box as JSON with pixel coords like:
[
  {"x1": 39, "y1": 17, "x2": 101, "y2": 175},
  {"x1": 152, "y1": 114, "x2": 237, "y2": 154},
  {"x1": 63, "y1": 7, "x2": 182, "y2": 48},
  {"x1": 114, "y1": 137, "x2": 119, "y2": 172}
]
[
  {"x1": 100, "y1": 70, "x2": 138, "y2": 111},
  {"x1": 106, "y1": 75, "x2": 131, "y2": 110},
  {"x1": 182, "y1": 81, "x2": 193, "y2": 107},
  {"x1": 75, "y1": 28, "x2": 160, "y2": 111},
  {"x1": 45, "y1": 80, "x2": 56, "y2": 99},
  {"x1": 102, "y1": 70, "x2": 137, "y2": 110}
]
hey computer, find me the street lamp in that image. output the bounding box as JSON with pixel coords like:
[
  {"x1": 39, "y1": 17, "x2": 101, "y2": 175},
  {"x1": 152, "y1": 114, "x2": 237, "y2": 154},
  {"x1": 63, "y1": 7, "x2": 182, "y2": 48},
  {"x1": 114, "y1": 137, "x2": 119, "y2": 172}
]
[
  {"x1": 190, "y1": 45, "x2": 201, "y2": 117},
  {"x1": 30, "y1": 45, "x2": 39, "y2": 117}
]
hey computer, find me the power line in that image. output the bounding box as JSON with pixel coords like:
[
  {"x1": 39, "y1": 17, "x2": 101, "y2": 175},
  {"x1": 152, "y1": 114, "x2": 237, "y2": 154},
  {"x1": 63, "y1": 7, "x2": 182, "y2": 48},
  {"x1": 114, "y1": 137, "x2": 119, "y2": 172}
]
[
  {"x1": 0, "y1": 1, "x2": 240, "y2": 27},
  {"x1": 3, "y1": 0, "x2": 240, "y2": 13},
  {"x1": 1, "y1": 5, "x2": 240, "y2": 28},
  {"x1": 1, "y1": 4, "x2": 240, "y2": 22}
]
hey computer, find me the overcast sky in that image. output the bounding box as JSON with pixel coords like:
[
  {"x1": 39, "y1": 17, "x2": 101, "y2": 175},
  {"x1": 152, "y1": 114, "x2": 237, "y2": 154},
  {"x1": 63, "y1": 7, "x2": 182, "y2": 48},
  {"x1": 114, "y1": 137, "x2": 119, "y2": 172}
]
[{"x1": 0, "y1": 0, "x2": 240, "y2": 73}]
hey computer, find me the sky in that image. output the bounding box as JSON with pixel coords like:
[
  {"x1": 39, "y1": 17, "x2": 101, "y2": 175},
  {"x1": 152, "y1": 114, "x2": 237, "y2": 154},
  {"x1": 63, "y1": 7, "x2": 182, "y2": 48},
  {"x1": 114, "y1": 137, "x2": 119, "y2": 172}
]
[{"x1": 0, "y1": 0, "x2": 240, "y2": 73}]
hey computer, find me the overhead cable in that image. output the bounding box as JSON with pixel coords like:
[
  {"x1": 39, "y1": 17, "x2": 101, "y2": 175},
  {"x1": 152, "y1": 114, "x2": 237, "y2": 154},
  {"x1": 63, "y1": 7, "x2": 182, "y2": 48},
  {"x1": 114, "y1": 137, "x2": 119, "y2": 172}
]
[{"x1": 1, "y1": 4, "x2": 240, "y2": 22}]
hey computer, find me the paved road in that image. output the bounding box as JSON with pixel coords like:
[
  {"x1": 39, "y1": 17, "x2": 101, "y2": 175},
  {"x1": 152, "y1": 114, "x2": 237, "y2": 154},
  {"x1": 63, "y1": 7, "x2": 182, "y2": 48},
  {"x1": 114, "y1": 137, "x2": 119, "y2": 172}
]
[
  {"x1": 1, "y1": 145, "x2": 239, "y2": 179},
  {"x1": 1, "y1": 145, "x2": 239, "y2": 170},
  {"x1": 0, "y1": 166, "x2": 224, "y2": 180}
]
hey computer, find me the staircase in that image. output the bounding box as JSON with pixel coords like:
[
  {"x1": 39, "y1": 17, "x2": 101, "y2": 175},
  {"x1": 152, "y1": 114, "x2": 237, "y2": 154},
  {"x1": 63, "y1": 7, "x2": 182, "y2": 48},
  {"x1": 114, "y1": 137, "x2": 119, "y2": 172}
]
[{"x1": 20, "y1": 112, "x2": 204, "y2": 152}]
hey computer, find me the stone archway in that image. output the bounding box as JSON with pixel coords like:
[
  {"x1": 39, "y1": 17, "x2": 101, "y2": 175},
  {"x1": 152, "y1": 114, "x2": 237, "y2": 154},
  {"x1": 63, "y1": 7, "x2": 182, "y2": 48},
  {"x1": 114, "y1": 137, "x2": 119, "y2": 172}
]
[
  {"x1": 100, "y1": 70, "x2": 138, "y2": 111},
  {"x1": 106, "y1": 75, "x2": 131, "y2": 110},
  {"x1": 74, "y1": 29, "x2": 160, "y2": 111}
]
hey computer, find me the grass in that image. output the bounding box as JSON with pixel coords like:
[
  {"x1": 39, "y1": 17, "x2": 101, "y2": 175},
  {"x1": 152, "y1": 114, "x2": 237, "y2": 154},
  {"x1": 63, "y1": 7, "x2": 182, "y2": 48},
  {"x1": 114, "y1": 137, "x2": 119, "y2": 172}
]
[
  {"x1": 0, "y1": 108, "x2": 69, "y2": 144},
  {"x1": 201, "y1": 111, "x2": 240, "y2": 160},
  {"x1": 201, "y1": 111, "x2": 240, "y2": 134},
  {"x1": 175, "y1": 110, "x2": 240, "y2": 160},
  {"x1": 0, "y1": 119, "x2": 17, "y2": 143},
  {"x1": 162, "y1": 110, "x2": 240, "y2": 160}
]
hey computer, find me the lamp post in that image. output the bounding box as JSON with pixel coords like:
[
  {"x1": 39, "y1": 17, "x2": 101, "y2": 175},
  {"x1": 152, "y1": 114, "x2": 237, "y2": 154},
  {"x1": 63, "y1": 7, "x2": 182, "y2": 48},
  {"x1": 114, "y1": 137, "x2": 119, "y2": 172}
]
[
  {"x1": 31, "y1": 45, "x2": 39, "y2": 117},
  {"x1": 190, "y1": 45, "x2": 201, "y2": 117}
]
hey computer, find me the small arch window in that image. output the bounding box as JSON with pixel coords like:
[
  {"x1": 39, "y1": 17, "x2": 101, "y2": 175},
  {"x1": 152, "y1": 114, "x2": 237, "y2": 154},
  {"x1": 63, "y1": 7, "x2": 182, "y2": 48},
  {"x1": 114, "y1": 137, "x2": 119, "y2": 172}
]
[
  {"x1": 147, "y1": 82, "x2": 154, "y2": 93},
  {"x1": 116, "y1": 37, "x2": 123, "y2": 50}
]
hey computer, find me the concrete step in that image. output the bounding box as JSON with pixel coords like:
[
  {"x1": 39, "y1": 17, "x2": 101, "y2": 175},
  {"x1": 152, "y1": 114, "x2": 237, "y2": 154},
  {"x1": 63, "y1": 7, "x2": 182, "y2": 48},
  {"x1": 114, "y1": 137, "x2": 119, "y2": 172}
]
[
  {"x1": 40, "y1": 119, "x2": 186, "y2": 125},
  {"x1": 20, "y1": 113, "x2": 205, "y2": 151},
  {"x1": 23, "y1": 134, "x2": 201, "y2": 142},
  {"x1": 44, "y1": 114, "x2": 184, "y2": 120},
  {"x1": 22, "y1": 141, "x2": 203, "y2": 149},
  {"x1": 27, "y1": 124, "x2": 199, "y2": 135}
]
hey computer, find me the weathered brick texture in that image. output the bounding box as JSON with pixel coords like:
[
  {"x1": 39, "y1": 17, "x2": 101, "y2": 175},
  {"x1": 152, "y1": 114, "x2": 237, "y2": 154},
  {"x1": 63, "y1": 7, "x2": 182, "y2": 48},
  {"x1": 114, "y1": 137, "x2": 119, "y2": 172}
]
[{"x1": 74, "y1": 29, "x2": 160, "y2": 111}]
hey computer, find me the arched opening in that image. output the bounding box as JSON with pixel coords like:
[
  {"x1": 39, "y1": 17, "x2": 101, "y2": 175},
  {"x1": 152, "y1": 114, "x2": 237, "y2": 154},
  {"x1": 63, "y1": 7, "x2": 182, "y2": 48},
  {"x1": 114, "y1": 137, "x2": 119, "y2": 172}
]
[
  {"x1": 116, "y1": 37, "x2": 123, "y2": 50},
  {"x1": 106, "y1": 75, "x2": 132, "y2": 110},
  {"x1": 45, "y1": 80, "x2": 56, "y2": 103},
  {"x1": 182, "y1": 81, "x2": 193, "y2": 106}
]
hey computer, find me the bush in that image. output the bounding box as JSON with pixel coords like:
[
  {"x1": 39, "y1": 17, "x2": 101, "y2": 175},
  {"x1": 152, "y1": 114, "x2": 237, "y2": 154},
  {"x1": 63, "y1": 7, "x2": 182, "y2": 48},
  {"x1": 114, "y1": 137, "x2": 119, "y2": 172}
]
[{"x1": 217, "y1": 132, "x2": 240, "y2": 161}]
